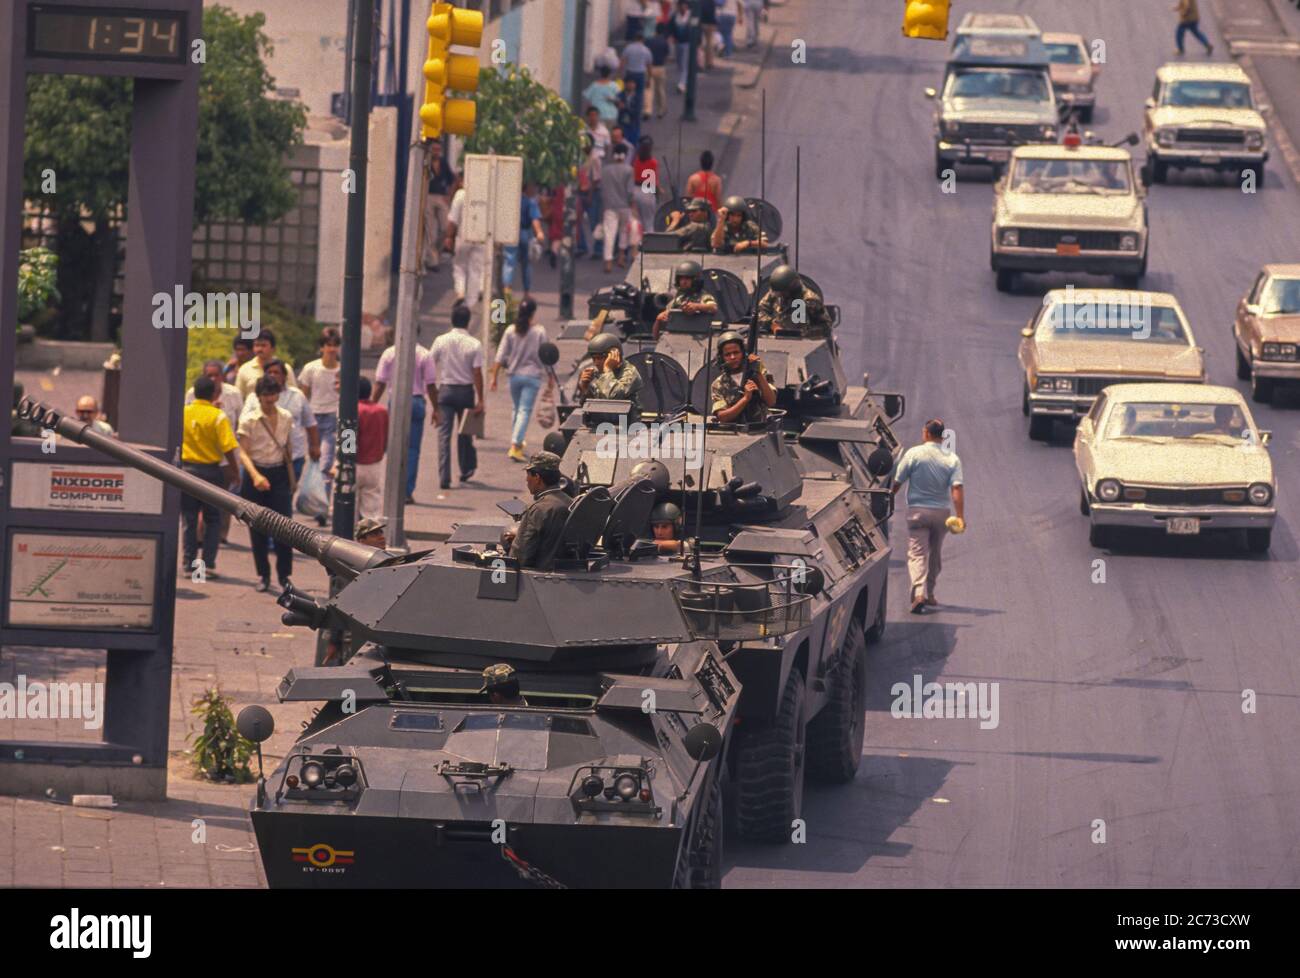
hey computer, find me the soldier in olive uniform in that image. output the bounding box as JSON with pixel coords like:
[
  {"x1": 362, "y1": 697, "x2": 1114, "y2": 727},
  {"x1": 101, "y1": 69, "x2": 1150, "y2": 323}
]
[
  {"x1": 711, "y1": 195, "x2": 767, "y2": 254},
  {"x1": 480, "y1": 663, "x2": 527, "y2": 705},
  {"x1": 648, "y1": 501, "x2": 686, "y2": 554},
  {"x1": 758, "y1": 264, "x2": 833, "y2": 340},
  {"x1": 501, "y1": 451, "x2": 571, "y2": 570},
  {"x1": 664, "y1": 197, "x2": 713, "y2": 252},
  {"x1": 653, "y1": 259, "x2": 719, "y2": 339},
  {"x1": 577, "y1": 333, "x2": 643, "y2": 408},
  {"x1": 710, "y1": 330, "x2": 776, "y2": 423}
]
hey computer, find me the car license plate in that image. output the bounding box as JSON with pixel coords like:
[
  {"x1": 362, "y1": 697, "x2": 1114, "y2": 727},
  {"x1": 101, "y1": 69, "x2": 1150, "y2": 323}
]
[
  {"x1": 1200, "y1": 155, "x2": 1221, "y2": 165},
  {"x1": 1056, "y1": 243, "x2": 1081, "y2": 256},
  {"x1": 1166, "y1": 517, "x2": 1200, "y2": 535}
]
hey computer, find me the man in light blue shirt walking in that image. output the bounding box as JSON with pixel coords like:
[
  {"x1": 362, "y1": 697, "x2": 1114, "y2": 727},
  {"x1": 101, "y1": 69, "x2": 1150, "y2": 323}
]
[{"x1": 891, "y1": 418, "x2": 966, "y2": 614}]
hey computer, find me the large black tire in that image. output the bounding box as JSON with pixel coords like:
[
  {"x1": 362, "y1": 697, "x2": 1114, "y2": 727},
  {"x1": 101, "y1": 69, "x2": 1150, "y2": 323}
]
[
  {"x1": 1251, "y1": 372, "x2": 1275, "y2": 404},
  {"x1": 674, "y1": 771, "x2": 723, "y2": 888},
  {"x1": 1236, "y1": 345, "x2": 1251, "y2": 380},
  {"x1": 1028, "y1": 415, "x2": 1054, "y2": 441},
  {"x1": 996, "y1": 268, "x2": 1015, "y2": 293},
  {"x1": 1022, "y1": 382, "x2": 1031, "y2": 417},
  {"x1": 1246, "y1": 528, "x2": 1272, "y2": 554},
  {"x1": 734, "y1": 668, "x2": 807, "y2": 843},
  {"x1": 807, "y1": 618, "x2": 868, "y2": 784},
  {"x1": 865, "y1": 587, "x2": 888, "y2": 645},
  {"x1": 1089, "y1": 522, "x2": 1110, "y2": 548},
  {"x1": 1080, "y1": 487, "x2": 1091, "y2": 516},
  {"x1": 935, "y1": 151, "x2": 949, "y2": 181},
  {"x1": 1150, "y1": 159, "x2": 1168, "y2": 184}
]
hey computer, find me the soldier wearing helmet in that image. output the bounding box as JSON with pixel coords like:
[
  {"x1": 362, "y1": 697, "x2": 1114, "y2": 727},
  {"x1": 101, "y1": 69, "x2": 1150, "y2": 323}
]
[
  {"x1": 577, "y1": 333, "x2": 643, "y2": 407},
  {"x1": 648, "y1": 500, "x2": 686, "y2": 554},
  {"x1": 664, "y1": 197, "x2": 713, "y2": 252},
  {"x1": 499, "y1": 451, "x2": 571, "y2": 570},
  {"x1": 711, "y1": 196, "x2": 767, "y2": 254},
  {"x1": 710, "y1": 330, "x2": 776, "y2": 424},
  {"x1": 480, "y1": 663, "x2": 527, "y2": 705},
  {"x1": 653, "y1": 259, "x2": 719, "y2": 339},
  {"x1": 758, "y1": 265, "x2": 832, "y2": 339}
]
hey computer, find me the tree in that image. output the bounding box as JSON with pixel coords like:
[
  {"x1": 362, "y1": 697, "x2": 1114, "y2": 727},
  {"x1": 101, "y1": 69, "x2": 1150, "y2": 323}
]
[
  {"x1": 22, "y1": 5, "x2": 307, "y2": 341},
  {"x1": 462, "y1": 64, "x2": 585, "y2": 188}
]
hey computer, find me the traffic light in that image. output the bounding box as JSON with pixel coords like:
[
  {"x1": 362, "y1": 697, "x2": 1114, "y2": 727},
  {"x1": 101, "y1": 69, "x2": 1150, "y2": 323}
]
[
  {"x1": 421, "y1": 2, "x2": 484, "y2": 138},
  {"x1": 902, "y1": 0, "x2": 950, "y2": 41}
]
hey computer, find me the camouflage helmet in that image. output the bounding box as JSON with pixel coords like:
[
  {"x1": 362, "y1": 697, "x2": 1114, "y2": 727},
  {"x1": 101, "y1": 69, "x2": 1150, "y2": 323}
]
[
  {"x1": 674, "y1": 259, "x2": 703, "y2": 285},
  {"x1": 687, "y1": 197, "x2": 710, "y2": 213},
  {"x1": 587, "y1": 333, "x2": 623, "y2": 357},
  {"x1": 355, "y1": 516, "x2": 387, "y2": 539},
  {"x1": 716, "y1": 329, "x2": 746, "y2": 354},
  {"x1": 525, "y1": 450, "x2": 563, "y2": 473},
  {"x1": 769, "y1": 264, "x2": 801, "y2": 294},
  {"x1": 480, "y1": 663, "x2": 520, "y2": 694},
  {"x1": 722, "y1": 195, "x2": 747, "y2": 214},
  {"x1": 649, "y1": 501, "x2": 683, "y2": 525}
]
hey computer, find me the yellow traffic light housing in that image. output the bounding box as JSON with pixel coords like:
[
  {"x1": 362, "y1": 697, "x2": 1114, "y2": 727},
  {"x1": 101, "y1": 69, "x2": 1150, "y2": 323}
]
[
  {"x1": 902, "y1": 0, "x2": 950, "y2": 41},
  {"x1": 421, "y1": 2, "x2": 484, "y2": 138}
]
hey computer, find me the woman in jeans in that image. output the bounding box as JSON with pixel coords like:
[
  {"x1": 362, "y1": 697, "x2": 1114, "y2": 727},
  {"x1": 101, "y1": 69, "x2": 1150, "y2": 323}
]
[{"x1": 491, "y1": 298, "x2": 549, "y2": 463}]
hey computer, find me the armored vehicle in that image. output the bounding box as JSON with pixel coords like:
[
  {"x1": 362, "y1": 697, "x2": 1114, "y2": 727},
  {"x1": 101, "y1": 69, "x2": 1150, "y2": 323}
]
[{"x1": 18, "y1": 396, "x2": 821, "y2": 888}]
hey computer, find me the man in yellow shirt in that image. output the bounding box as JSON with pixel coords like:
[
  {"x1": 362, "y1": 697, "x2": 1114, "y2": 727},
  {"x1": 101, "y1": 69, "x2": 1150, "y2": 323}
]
[{"x1": 181, "y1": 375, "x2": 242, "y2": 579}]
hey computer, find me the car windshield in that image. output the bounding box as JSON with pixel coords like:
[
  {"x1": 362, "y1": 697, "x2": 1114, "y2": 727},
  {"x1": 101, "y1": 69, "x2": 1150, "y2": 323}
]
[
  {"x1": 1261, "y1": 278, "x2": 1300, "y2": 314},
  {"x1": 1162, "y1": 80, "x2": 1253, "y2": 109},
  {"x1": 1041, "y1": 303, "x2": 1188, "y2": 344},
  {"x1": 949, "y1": 69, "x2": 1050, "y2": 101},
  {"x1": 1105, "y1": 402, "x2": 1253, "y2": 443},
  {"x1": 1044, "y1": 42, "x2": 1086, "y2": 65},
  {"x1": 1011, "y1": 157, "x2": 1131, "y2": 193}
]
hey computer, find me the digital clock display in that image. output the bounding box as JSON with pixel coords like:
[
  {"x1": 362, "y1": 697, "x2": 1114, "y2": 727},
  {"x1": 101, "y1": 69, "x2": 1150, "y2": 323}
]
[{"x1": 28, "y1": 6, "x2": 188, "y2": 63}]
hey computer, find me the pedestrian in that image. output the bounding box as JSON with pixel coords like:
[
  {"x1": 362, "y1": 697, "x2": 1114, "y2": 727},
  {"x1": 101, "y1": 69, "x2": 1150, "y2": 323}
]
[
  {"x1": 576, "y1": 132, "x2": 599, "y2": 257},
  {"x1": 699, "y1": 0, "x2": 718, "y2": 71},
  {"x1": 423, "y1": 140, "x2": 456, "y2": 271},
  {"x1": 600, "y1": 144, "x2": 636, "y2": 273},
  {"x1": 445, "y1": 172, "x2": 487, "y2": 311},
  {"x1": 685, "y1": 150, "x2": 722, "y2": 212},
  {"x1": 646, "y1": 22, "x2": 671, "y2": 118},
  {"x1": 180, "y1": 374, "x2": 241, "y2": 580},
  {"x1": 235, "y1": 328, "x2": 297, "y2": 399},
  {"x1": 623, "y1": 0, "x2": 648, "y2": 40},
  {"x1": 501, "y1": 183, "x2": 546, "y2": 300},
  {"x1": 608, "y1": 123, "x2": 632, "y2": 163},
  {"x1": 491, "y1": 297, "x2": 548, "y2": 463},
  {"x1": 617, "y1": 78, "x2": 643, "y2": 152},
  {"x1": 371, "y1": 327, "x2": 438, "y2": 503},
  {"x1": 716, "y1": 0, "x2": 738, "y2": 58},
  {"x1": 890, "y1": 418, "x2": 966, "y2": 615},
  {"x1": 583, "y1": 65, "x2": 621, "y2": 124},
  {"x1": 241, "y1": 359, "x2": 319, "y2": 484},
  {"x1": 621, "y1": 32, "x2": 654, "y2": 106},
  {"x1": 186, "y1": 359, "x2": 245, "y2": 429},
  {"x1": 585, "y1": 105, "x2": 612, "y2": 161},
  {"x1": 224, "y1": 336, "x2": 253, "y2": 385},
  {"x1": 429, "y1": 302, "x2": 485, "y2": 488},
  {"x1": 672, "y1": 1, "x2": 693, "y2": 92},
  {"x1": 1174, "y1": 0, "x2": 1213, "y2": 55},
  {"x1": 741, "y1": 0, "x2": 764, "y2": 49},
  {"x1": 297, "y1": 327, "x2": 341, "y2": 505},
  {"x1": 544, "y1": 184, "x2": 566, "y2": 267},
  {"x1": 633, "y1": 136, "x2": 661, "y2": 242},
  {"x1": 237, "y1": 375, "x2": 296, "y2": 592},
  {"x1": 354, "y1": 376, "x2": 388, "y2": 518},
  {"x1": 74, "y1": 395, "x2": 115, "y2": 435}
]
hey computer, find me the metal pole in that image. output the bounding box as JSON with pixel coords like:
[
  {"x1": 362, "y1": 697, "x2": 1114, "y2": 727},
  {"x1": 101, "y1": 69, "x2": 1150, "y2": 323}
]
[
  {"x1": 381, "y1": 122, "x2": 429, "y2": 551},
  {"x1": 332, "y1": 0, "x2": 375, "y2": 542},
  {"x1": 480, "y1": 155, "x2": 496, "y2": 349},
  {"x1": 683, "y1": 1, "x2": 700, "y2": 122},
  {"x1": 795, "y1": 144, "x2": 800, "y2": 269},
  {"x1": 560, "y1": 176, "x2": 576, "y2": 319}
]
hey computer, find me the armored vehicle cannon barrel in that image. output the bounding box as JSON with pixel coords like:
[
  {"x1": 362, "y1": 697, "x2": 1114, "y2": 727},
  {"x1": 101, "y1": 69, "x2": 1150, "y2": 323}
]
[{"x1": 14, "y1": 397, "x2": 386, "y2": 581}]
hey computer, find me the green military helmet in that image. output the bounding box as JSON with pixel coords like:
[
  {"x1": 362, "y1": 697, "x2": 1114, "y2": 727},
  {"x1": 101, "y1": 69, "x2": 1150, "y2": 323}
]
[
  {"x1": 716, "y1": 330, "x2": 746, "y2": 354},
  {"x1": 630, "y1": 459, "x2": 670, "y2": 494},
  {"x1": 674, "y1": 259, "x2": 702, "y2": 287},
  {"x1": 649, "y1": 501, "x2": 682, "y2": 525},
  {"x1": 722, "y1": 195, "x2": 747, "y2": 214},
  {"x1": 587, "y1": 333, "x2": 623, "y2": 358},
  {"x1": 687, "y1": 197, "x2": 710, "y2": 213},
  {"x1": 769, "y1": 264, "x2": 801, "y2": 294}
]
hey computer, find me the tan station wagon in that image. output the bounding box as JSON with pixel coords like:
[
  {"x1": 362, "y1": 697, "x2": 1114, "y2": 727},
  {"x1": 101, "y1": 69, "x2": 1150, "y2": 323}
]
[
  {"x1": 1043, "y1": 32, "x2": 1098, "y2": 123},
  {"x1": 1233, "y1": 263, "x2": 1300, "y2": 404},
  {"x1": 1019, "y1": 288, "x2": 1206, "y2": 440},
  {"x1": 1143, "y1": 63, "x2": 1269, "y2": 185},
  {"x1": 991, "y1": 140, "x2": 1147, "y2": 292}
]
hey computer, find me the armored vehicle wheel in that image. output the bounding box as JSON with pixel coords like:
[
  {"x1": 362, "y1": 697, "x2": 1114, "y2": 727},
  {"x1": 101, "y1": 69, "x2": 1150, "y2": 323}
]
[
  {"x1": 734, "y1": 668, "x2": 807, "y2": 843},
  {"x1": 807, "y1": 618, "x2": 868, "y2": 784},
  {"x1": 1236, "y1": 346, "x2": 1250, "y2": 380},
  {"x1": 1088, "y1": 522, "x2": 1110, "y2": 548},
  {"x1": 675, "y1": 771, "x2": 724, "y2": 888},
  {"x1": 1246, "y1": 528, "x2": 1272, "y2": 554},
  {"x1": 995, "y1": 268, "x2": 1015, "y2": 293},
  {"x1": 1027, "y1": 415, "x2": 1053, "y2": 441},
  {"x1": 865, "y1": 587, "x2": 888, "y2": 645},
  {"x1": 1251, "y1": 372, "x2": 1274, "y2": 404}
]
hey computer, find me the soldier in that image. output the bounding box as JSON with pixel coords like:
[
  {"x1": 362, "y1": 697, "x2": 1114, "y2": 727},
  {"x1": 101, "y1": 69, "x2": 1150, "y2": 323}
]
[
  {"x1": 648, "y1": 500, "x2": 686, "y2": 554},
  {"x1": 653, "y1": 259, "x2": 720, "y2": 339},
  {"x1": 758, "y1": 265, "x2": 833, "y2": 340},
  {"x1": 501, "y1": 451, "x2": 571, "y2": 570},
  {"x1": 711, "y1": 195, "x2": 767, "y2": 254},
  {"x1": 480, "y1": 663, "x2": 528, "y2": 706},
  {"x1": 355, "y1": 516, "x2": 389, "y2": 551},
  {"x1": 710, "y1": 330, "x2": 776, "y2": 424},
  {"x1": 577, "y1": 333, "x2": 643, "y2": 408},
  {"x1": 664, "y1": 197, "x2": 713, "y2": 252}
]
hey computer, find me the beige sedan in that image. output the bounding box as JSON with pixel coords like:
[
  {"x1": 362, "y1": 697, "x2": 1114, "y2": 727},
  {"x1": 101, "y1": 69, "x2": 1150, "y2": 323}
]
[{"x1": 1233, "y1": 263, "x2": 1300, "y2": 404}]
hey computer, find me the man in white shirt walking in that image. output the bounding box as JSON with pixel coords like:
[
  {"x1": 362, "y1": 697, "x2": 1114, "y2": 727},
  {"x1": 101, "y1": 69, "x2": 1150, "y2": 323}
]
[
  {"x1": 891, "y1": 418, "x2": 967, "y2": 614},
  {"x1": 429, "y1": 302, "x2": 485, "y2": 489},
  {"x1": 371, "y1": 327, "x2": 438, "y2": 503},
  {"x1": 445, "y1": 173, "x2": 486, "y2": 312}
]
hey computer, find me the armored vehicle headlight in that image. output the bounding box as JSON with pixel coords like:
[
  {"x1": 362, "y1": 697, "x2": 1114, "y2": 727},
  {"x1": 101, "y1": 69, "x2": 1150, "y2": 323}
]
[
  {"x1": 301, "y1": 761, "x2": 325, "y2": 788},
  {"x1": 1036, "y1": 376, "x2": 1056, "y2": 392},
  {"x1": 944, "y1": 119, "x2": 960, "y2": 135},
  {"x1": 1054, "y1": 377, "x2": 1075, "y2": 392},
  {"x1": 614, "y1": 773, "x2": 640, "y2": 800},
  {"x1": 1097, "y1": 479, "x2": 1122, "y2": 502},
  {"x1": 286, "y1": 774, "x2": 300, "y2": 789},
  {"x1": 1245, "y1": 131, "x2": 1264, "y2": 150},
  {"x1": 1120, "y1": 234, "x2": 1138, "y2": 252},
  {"x1": 334, "y1": 764, "x2": 357, "y2": 787},
  {"x1": 1000, "y1": 228, "x2": 1020, "y2": 247},
  {"x1": 1262, "y1": 342, "x2": 1281, "y2": 358},
  {"x1": 1248, "y1": 483, "x2": 1273, "y2": 506},
  {"x1": 581, "y1": 774, "x2": 604, "y2": 797},
  {"x1": 1156, "y1": 129, "x2": 1176, "y2": 147}
]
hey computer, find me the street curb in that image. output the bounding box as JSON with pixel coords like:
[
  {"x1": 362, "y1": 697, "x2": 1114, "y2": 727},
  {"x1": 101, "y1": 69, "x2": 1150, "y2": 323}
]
[{"x1": 736, "y1": 24, "x2": 778, "y2": 90}]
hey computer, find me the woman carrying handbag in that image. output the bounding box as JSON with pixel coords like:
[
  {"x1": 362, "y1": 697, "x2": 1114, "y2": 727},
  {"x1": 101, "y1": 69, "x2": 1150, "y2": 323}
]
[{"x1": 490, "y1": 298, "x2": 549, "y2": 463}]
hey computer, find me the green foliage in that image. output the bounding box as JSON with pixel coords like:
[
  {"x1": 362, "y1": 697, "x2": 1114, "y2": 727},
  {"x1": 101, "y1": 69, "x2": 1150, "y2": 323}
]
[
  {"x1": 189, "y1": 687, "x2": 254, "y2": 783},
  {"x1": 183, "y1": 293, "x2": 327, "y2": 394},
  {"x1": 463, "y1": 64, "x2": 585, "y2": 188},
  {"x1": 17, "y1": 247, "x2": 61, "y2": 323}
]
